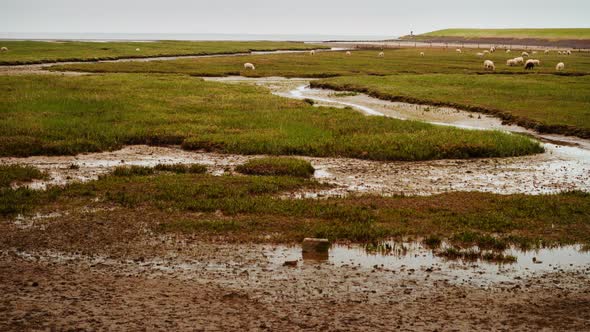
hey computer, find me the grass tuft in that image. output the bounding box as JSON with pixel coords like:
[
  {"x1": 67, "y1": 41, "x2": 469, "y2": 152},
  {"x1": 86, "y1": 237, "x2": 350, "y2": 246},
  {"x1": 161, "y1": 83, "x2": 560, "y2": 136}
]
[
  {"x1": 235, "y1": 157, "x2": 315, "y2": 178},
  {"x1": 154, "y1": 163, "x2": 207, "y2": 174},
  {"x1": 0, "y1": 165, "x2": 48, "y2": 188},
  {"x1": 111, "y1": 166, "x2": 155, "y2": 177}
]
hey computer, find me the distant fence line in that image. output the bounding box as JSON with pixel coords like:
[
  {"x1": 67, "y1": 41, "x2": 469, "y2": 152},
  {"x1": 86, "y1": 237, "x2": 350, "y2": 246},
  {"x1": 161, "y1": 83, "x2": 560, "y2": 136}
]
[{"x1": 326, "y1": 41, "x2": 590, "y2": 53}]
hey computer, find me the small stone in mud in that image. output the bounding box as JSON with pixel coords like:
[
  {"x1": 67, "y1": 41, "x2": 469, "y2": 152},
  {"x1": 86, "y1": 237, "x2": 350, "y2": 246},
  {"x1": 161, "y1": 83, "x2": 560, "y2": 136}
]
[
  {"x1": 30, "y1": 281, "x2": 38, "y2": 287},
  {"x1": 283, "y1": 260, "x2": 298, "y2": 267},
  {"x1": 302, "y1": 238, "x2": 330, "y2": 253}
]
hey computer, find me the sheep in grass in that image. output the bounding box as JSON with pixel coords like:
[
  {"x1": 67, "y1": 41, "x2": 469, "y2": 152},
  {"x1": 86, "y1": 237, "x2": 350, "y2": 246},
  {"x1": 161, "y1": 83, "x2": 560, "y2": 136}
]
[
  {"x1": 378, "y1": 51, "x2": 384, "y2": 57},
  {"x1": 524, "y1": 59, "x2": 536, "y2": 70},
  {"x1": 135, "y1": 48, "x2": 140, "y2": 51},
  {"x1": 522, "y1": 51, "x2": 529, "y2": 57},
  {"x1": 558, "y1": 51, "x2": 563, "y2": 55},
  {"x1": 420, "y1": 52, "x2": 425, "y2": 56},
  {"x1": 243, "y1": 63, "x2": 255, "y2": 70},
  {"x1": 476, "y1": 52, "x2": 484, "y2": 57},
  {"x1": 566, "y1": 50, "x2": 572, "y2": 55},
  {"x1": 556, "y1": 62, "x2": 565, "y2": 71},
  {"x1": 532, "y1": 51, "x2": 538, "y2": 55},
  {"x1": 544, "y1": 49, "x2": 550, "y2": 54},
  {"x1": 514, "y1": 56, "x2": 524, "y2": 65},
  {"x1": 483, "y1": 60, "x2": 495, "y2": 71},
  {"x1": 506, "y1": 49, "x2": 511, "y2": 53},
  {"x1": 483, "y1": 50, "x2": 490, "y2": 54},
  {"x1": 346, "y1": 51, "x2": 352, "y2": 56},
  {"x1": 0, "y1": 47, "x2": 7, "y2": 52},
  {"x1": 309, "y1": 50, "x2": 316, "y2": 55},
  {"x1": 531, "y1": 59, "x2": 541, "y2": 66},
  {"x1": 456, "y1": 48, "x2": 462, "y2": 53},
  {"x1": 506, "y1": 59, "x2": 518, "y2": 66},
  {"x1": 490, "y1": 46, "x2": 496, "y2": 53}
]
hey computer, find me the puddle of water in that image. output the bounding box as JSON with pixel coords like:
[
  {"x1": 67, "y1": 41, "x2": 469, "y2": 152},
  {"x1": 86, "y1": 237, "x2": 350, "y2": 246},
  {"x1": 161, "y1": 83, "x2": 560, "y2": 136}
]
[{"x1": 265, "y1": 240, "x2": 590, "y2": 285}]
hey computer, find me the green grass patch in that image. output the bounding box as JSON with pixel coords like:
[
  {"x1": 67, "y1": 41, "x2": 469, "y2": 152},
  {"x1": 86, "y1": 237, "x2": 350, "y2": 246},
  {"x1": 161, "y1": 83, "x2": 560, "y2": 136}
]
[
  {"x1": 111, "y1": 166, "x2": 155, "y2": 177},
  {"x1": 313, "y1": 74, "x2": 590, "y2": 137},
  {"x1": 235, "y1": 157, "x2": 315, "y2": 178},
  {"x1": 0, "y1": 40, "x2": 325, "y2": 65},
  {"x1": 0, "y1": 165, "x2": 48, "y2": 188},
  {"x1": 420, "y1": 28, "x2": 590, "y2": 40},
  {"x1": 154, "y1": 163, "x2": 208, "y2": 174},
  {"x1": 51, "y1": 48, "x2": 590, "y2": 76},
  {"x1": 0, "y1": 74, "x2": 542, "y2": 160}
]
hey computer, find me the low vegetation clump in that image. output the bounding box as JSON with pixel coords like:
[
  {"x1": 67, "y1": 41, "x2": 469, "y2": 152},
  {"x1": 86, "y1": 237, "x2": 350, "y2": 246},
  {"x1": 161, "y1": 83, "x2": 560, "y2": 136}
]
[
  {"x1": 154, "y1": 163, "x2": 208, "y2": 174},
  {"x1": 0, "y1": 74, "x2": 542, "y2": 160},
  {"x1": 438, "y1": 247, "x2": 517, "y2": 264},
  {"x1": 235, "y1": 157, "x2": 315, "y2": 178},
  {"x1": 111, "y1": 166, "x2": 155, "y2": 177},
  {"x1": 0, "y1": 40, "x2": 325, "y2": 65},
  {"x1": 313, "y1": 74, "x2": 590, "y2": 137},
  {"x1": 2, "y1": 173, "x2": 589, "y2": 246},
  {"x1": 0, "y1": 165, "x2": 48, "y2": 188}
]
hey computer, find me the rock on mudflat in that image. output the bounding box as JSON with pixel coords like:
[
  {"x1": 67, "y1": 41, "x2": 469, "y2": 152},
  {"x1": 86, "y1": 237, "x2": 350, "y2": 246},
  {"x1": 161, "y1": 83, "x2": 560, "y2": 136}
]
[{"x1": 302, "y1": 238, "x2": 330, "y2": 253}]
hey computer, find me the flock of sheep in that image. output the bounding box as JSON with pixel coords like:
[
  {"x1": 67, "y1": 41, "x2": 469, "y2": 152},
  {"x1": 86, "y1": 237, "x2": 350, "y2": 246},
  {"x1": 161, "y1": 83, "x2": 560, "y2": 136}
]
[
  {"x1": 470, "y1": 47, "x2": 568, "y2": 71},
  {"x1": 243, "y1": 47, "x2": 571, "y2": 72}
]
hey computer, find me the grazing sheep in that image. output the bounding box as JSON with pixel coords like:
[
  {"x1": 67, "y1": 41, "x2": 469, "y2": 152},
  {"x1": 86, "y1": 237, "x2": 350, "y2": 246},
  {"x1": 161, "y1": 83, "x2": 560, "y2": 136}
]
[
  {"x1": 346, "y1": 51, "x2": 351, "y2": 56},
  {"x1": 456, "y1": 48, "x2": 462, "y2": 53},
  {"x1": 309, "y1": 50, "x2": 316, "y2": 55},
  {"x1": 558, "y1": 51, "x2": 563, "y2": 55},
  {"x1": 506, "y1": 49, "x2": 511, "y2": 53},
  {"x1": 378, "y1": 51, "x2": 384, "y2": 57},
  {"x1": 532, "y1": 51, "x2": 537, "y2": 55},
  {"x1": 522, "y1": 52, "x2": 529, "y2": 57},
  {"x1": 556, "y1": 62, "x2": 565, "y2": 71},
  {"x1": 531, "y1": 59, "x2": 541, "y2": 66},
  {"x1": 514, "y1": 56, "x2": 524, "y2": 64},
  {"x1": 420, "y1": 52, "x2": 425, "y2": 56},
  {"x1": 483, "y1": 50, "x2": 490, "y2": 54},
  {"x1": 243, "y1": 62, "x2": 256, "y2": 70},
  {"x1": 490, "y1": 47, "x2": 496, "y2": 53},
  {"x1": 506, "y1": 59, "x2": 518, "y2": 66},
  {"x1": 524, "y1": 59, "x2": 536, "y2": 70},
  {"x1": 135, "y1": 48, "x2": 140, "y2": 51},
  {"x1": 0, "y1": 47, "x2": 7, "y2": 52},
  {"x1": 566, "y1": 50, "x2": 572, "y2": 55},
  {"x1": 544, "y1": 49, "x2": 550, "y2": 54},
  {"x1": 476, "y1": 52, "x2": 484, "y2": 57},
  {"x1": 483, "y1": 60, "x2": 495, "y2": 71}
]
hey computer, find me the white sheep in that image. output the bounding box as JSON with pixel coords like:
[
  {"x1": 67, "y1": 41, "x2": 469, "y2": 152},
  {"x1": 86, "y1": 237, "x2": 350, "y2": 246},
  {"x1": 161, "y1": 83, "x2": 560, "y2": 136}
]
[
  {"x1": 532, "y1": 51, "x2": 538, "y2": 55},
  {"x1": 506, "y1": 59, "x2": 518, "y2": 66},
  {"x1": 135, "y1": 48, "x2": 140, "y2": 51},
  {"x1": 531, "y1": 59, "x2": 541, "y2": 66},
  {"x1": 544, "y1": 50, "x2": 550, "y2": 54},
  {"x1": 506, "y1": 49, "x2": 511, "y2": 53},
  {"x1": 243, "y1": 63, "x2": 256, "y2": 70},
  {"x1": 420, "y1": 52, "x2": 425, "y2": 56},
  {"x1": 309, "y1": 50, "x2": 316, "y2": 55},
  {"x1": 476, "y1": 52, "x2": 484, "y2": 57},
  {"x1": 483, "y1": 50, "x2": 490, "y2": 54},
  {"x1": 522, "y1": 51, "x2": 529, "y2": 57},
  {"x1": 514, "y1": 56, "x2": 524, "y2": 64},
  {"x1": 558, "y1": 51, "x2": 563, "y2": 55},
  {"x1": 456, "y1": 48, "x2": 462, "y2": 53},
  {"x1": 556, "y1": 62, "x2": 565, "y2": 71},
  {"x1": 566, "y1": 50, "x2": 572, "y2": 55},
  {"x1": 483, "y1": 60, "x2": 495, "y2": 71},
  {"x1": 0, "y1": 47, "x2": 7, "y2": 52},
  {"x1": 378, "y1": 51, "x2": 385, "y2": 57},
  {"x1": 346, "y1": 51, "x2": 352, "y2": 56},
  {"x1": 490, "y1": 47, "x2": 496, "y2": 53}
]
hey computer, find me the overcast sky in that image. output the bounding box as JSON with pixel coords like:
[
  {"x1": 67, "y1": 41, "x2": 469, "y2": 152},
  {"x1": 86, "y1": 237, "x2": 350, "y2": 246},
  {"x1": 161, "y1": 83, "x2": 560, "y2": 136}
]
[{"x1": 1, "y1": 0, "x2": 589, "y2": 37}]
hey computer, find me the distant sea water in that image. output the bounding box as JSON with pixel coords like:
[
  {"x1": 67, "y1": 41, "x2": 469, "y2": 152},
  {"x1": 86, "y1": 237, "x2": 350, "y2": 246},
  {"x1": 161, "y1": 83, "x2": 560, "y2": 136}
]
[{"x1": 0, "y1": 32, "x2": 397, "y2": 42}]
